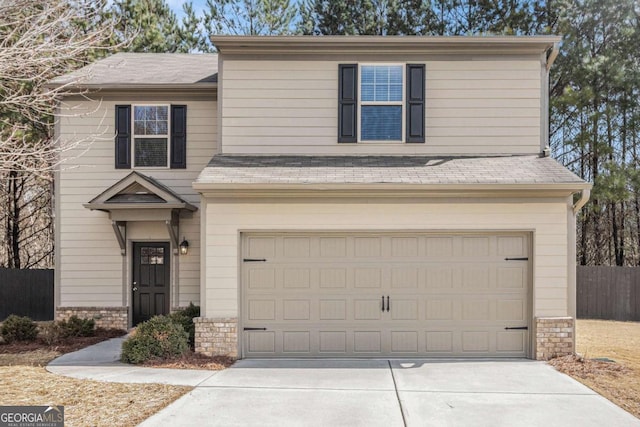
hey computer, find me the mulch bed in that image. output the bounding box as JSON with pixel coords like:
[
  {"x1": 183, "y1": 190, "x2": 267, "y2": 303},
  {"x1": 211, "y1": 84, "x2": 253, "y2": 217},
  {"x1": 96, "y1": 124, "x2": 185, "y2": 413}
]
[
  {"x1": 0, "y1": 328, "x2": 126, "y2": 355},
  {"x1": 548, "y1": 354, "x2": 630, "y2": 379},
  {"x1": 141, "y1": 351, "x2": 235, "y2": 370}
]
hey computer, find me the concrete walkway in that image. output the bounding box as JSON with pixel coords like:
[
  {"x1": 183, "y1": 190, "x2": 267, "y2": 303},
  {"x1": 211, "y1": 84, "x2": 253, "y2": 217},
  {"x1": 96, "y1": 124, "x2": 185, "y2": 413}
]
[
  {"x1": 47, "y1": 337, "x2": 217, "y2": 386},
  {"x1": 47, "y1": 341, "x2": 640, "y2": 427}
]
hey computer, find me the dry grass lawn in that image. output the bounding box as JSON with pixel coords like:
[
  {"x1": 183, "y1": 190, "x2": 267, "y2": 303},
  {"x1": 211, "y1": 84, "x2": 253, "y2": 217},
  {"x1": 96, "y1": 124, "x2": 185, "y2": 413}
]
[
  {"x1": 0, "y1": 366, "x2": 190, "y2": 426},
  {"x1": 549, "y1": 319, "x2": 640, "y2": 419},
  {"x1": 0, "y1": 351, "x2": 191, "y2": 426}
]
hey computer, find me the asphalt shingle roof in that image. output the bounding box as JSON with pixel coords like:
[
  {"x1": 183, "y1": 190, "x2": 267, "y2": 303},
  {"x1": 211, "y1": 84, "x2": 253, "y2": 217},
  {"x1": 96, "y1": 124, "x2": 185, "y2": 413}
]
[
  {"x1": 49, "y1": 53, "x2": 218, "y2": 88},
  {"x1": 195, "y1": 155, "x2": 587, "y2": 187}
]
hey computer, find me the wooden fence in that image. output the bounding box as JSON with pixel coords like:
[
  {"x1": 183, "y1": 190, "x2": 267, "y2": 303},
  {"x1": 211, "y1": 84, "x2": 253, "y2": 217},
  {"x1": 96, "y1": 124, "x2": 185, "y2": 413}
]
[
  {"x1": 0, "y1": 268, "x2": 54, "y2": 321},
  {"x1": 577, "y1": 266, "x2": 640, "y2": 321}
]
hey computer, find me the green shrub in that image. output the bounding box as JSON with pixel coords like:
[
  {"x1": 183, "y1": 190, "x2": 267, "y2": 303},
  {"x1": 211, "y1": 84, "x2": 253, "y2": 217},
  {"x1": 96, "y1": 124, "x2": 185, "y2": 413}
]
[
  {"x1": 58, "y1": 315, "x2": 95, "y2": 338},
  {"x1": 121, "y1": 316, "x2": 188, "y2": 364},
  {"x1": 169, "y1": 303, "x2": 200, "y2": 349},
  {"x1": 1, "y1": 315, "x2": 38, "y2": 343},
  {"x1": 39, "y1": 322, "x2": 62, "y2": 345}
]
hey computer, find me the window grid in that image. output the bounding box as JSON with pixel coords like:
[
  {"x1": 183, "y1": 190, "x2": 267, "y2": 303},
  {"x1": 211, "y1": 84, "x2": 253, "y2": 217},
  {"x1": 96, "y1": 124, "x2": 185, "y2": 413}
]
[
  {"x1": 132, "y1": 105, "x2": 170, "y2": 168},
  {"x1": 359, "y1": 64, "x2": 405, "y2": 142}
]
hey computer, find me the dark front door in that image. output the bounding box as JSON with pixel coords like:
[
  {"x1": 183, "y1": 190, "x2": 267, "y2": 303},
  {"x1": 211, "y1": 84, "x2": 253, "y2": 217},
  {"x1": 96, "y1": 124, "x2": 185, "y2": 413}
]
[{"x1": 132, "y1": 242, "x2": 170, "y2": 325}]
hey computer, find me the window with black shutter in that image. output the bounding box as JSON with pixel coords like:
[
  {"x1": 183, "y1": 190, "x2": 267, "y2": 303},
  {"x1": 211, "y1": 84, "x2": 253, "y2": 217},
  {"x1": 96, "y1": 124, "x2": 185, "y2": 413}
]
[
  {"x1": 114, "y1": 104, "x2": 187, "y2": 169},
  {"x1": 337, "y1": 63, "x2": 425, "y2": 144}
]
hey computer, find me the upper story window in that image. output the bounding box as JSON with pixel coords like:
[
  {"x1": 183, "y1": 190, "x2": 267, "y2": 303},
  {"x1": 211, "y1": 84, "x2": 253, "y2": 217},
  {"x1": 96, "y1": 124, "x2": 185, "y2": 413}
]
[
  {"x1": 133, "y1": 105, "x2": 170, "y2": 167},
  {"x1": 360, "y1": 65, "x2": 404, "y2": 142},
  {"x1": 115, "y1": 104, "x2": 187, "y2": 170},
  {"x1": 338, "y1": 63, "x2": 425, "y2": 144}
]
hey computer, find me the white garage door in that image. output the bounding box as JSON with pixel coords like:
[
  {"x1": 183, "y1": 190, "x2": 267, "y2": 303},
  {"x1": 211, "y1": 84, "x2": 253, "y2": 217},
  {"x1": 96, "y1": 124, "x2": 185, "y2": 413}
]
[{"x1": 241, "y1": 233, "x2": 530, "y2": 358}]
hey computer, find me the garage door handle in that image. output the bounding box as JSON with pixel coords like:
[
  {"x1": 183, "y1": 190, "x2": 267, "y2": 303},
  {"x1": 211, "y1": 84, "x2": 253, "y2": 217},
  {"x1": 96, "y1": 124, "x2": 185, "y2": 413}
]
[
  {"x1": 504, "y1": 257, "x2": 529, "y2": 261},
  {"x1": 386, "y1": 296, "x2": 390, "y2": 312},
  {"x1": 504, "y1": 326, "x2": 528, "y2": 330},
  {"x1": 244, "y1": 327, "x2": 267, "y2": 331},
  {"x1": 243, "y1": 258, "x2": 267, "y2": 262},
  {"x1": 381, "y1": 296, "x2": 385, "y2": 312}
]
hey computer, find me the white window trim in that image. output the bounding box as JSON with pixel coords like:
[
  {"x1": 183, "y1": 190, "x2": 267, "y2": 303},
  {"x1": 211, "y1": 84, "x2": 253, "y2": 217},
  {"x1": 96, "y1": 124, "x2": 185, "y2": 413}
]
[
  {"x1": 358, "y1": 63, "x2": 405, "y2": 143},
  {"x1": 131, "y1": 104, "x2": 171, "y2": 169}
]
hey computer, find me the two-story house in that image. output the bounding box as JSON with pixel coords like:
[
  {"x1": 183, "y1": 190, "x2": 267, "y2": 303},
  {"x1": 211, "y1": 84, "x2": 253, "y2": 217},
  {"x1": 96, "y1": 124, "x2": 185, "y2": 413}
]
[{"x1": 50, "y1": 36, "x2": 590, "y2": 361}]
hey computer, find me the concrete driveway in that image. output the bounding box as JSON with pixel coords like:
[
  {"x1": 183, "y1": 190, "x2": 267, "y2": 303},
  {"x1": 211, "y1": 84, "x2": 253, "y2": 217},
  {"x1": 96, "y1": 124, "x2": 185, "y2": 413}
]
[{"x1": 140, "y1": 359, "x2": 640, "y2": 427}]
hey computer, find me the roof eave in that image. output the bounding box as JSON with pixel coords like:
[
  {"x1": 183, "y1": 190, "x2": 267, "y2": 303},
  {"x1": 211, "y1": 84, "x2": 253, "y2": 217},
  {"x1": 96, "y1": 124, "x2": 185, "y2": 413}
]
[
  {"x1": 83, "y1": 202, "x2": 197, "y2": 211},
  {"x1": 45, "y1": 82, "x2": 217, "y2": 91},
  {"x1": 211, "y1": 35, "x2": 562, "y2": 55},
  {"x1": 193, "y1": 182, "x2": 591, "y2": 198}
]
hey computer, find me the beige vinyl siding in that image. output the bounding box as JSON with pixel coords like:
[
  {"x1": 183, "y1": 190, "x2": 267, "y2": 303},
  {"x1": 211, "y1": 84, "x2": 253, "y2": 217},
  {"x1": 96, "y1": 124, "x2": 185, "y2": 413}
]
[
  {"x1": 220, "y1": 59, "x2": 542, "y2": 155},
  {"x1": 57, "y1": 94, "x2": 216, "y2": 308},
  {"x1": 203, "y1": 198, "x2": 570, "y2": 319}
]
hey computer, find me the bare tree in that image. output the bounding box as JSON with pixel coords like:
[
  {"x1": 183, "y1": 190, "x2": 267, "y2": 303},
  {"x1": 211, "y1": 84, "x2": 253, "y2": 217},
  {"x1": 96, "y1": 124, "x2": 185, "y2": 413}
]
[{"x1": 0, "y1": 0, "x2": 118, "y2": 269}]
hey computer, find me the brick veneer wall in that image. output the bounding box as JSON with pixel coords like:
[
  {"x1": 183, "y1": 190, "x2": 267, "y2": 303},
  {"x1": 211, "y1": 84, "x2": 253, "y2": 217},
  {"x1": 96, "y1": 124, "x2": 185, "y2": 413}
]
[
  {"x1": 536, "y1": 317, "x2": 574, "y2": 360},
  {"x1": 56, "y1": 307, "x2": 128, "y2": 331},
  {"x1": 194, "y1": 317, "x2": 237, "y2": 357}
]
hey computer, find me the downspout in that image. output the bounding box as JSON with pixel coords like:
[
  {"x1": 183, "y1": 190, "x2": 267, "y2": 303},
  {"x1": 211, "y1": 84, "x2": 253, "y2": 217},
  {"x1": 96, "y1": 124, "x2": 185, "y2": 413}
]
[
  {"x1": 546, "y1": 42, "x2": 560, "y2": 72},
  {"x1": 568, "y1": 187, "x2": 590, "y2": 354}
]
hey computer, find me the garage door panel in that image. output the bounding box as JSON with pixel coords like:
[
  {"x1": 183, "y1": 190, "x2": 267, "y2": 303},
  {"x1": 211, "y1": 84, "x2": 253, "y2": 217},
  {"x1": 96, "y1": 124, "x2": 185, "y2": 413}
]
[
  {"x1": 425, "y1": 267, "x2": 454, "y2": 289},
  {"x1": 248, "y1": 300, "x2": 276, "y2": 320},
  {"x1": 354, "y1": 237, "x2": 382, "y2": 257},
  {"x1": 354, "y1": 268, "x2": 382, "y2": 288},
  {"x1": 354, "y1": 299, "x2": 383, "y2": 320},
  {"x1": 354, "y1": 331, "x2": 382, "y2": 353},
  {"x1": 248, "y1": 268, "x2": 275, "y2": 289},
  {"x1": 462, "y1": 331, "x2": 490, "y2": 352},
  {"x1": 319, "y1": 331, "x2": 347, "y2": 353},
  {"x1": 283, "y1": 299, "x2": 310, "y2": 320},
  {"x1": 462, "y1": 236, "x2": 491, "y2": 257},
  {"x1": 496, "y1": 299, "x2": 526, "y2": 321},
  {"x1": 425, "y1": 237, "x2": 453, "y2": 256},
  {"x1": 497, "y1": 235, "x2": 526, "y2": 256},
  {"x1": 425, "y1": 299, "x2": 454, "y2": 320},
  {"x1": 247, "y1": 331, "x2": 276, "y2": 353},
  {"x1": 426, "y1": 331, "x2": 454, "y2": 352},
  {"x1": 283, "y1": 237, "x2": 311, "y2": 258},
  {"x1": 391, "y1": 268, "x2": 419, "y2": 288},
  {"x1": 391, "y1": 331, "x2": 419, "y2": 353},
  {"x1": 242, "y1": 233, "x2": 530, "y2": 358},
  {"x1": 320, "y1": 268, "x2": 347, "y2": 288},
  {"x1": 319, "y1": 237, "x2": 347, "y2": 257},
  {"x1": 318, "y1": 299, "x2": 346, "y2": 320},
  {"x1": 391, "y1": 299, "x2": 418, "y2": 320},
  {"x1": 391, "y1": 237, "x2": 419, "y2": 257},
  {"x1": 283, "y1": 268, "x2": 311, "y2": 288},
  {"x1": 283, "y1": 331, "x2": 311, "y2": 353},
  {"x1": 497, "y1": 331, "x2": 526, "y2": 352},
  {"x1": 497, "y1": 267, "x2": 526, "y2": 289}
]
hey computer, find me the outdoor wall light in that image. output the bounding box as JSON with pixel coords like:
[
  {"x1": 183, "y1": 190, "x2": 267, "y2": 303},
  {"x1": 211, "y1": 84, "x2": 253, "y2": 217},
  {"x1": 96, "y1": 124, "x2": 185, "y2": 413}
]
[{"x1": 179, "y1": 237, "x2": 189, "y2": 255}]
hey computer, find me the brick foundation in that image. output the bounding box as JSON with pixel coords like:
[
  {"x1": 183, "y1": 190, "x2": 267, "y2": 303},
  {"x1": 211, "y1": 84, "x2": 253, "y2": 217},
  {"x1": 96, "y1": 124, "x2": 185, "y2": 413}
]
[
  {"x1": 56, "y1": 307, "x2": 128, "y2": 331},
  {"x1": 535, "y1": 317, "x2": 574, "y2": 360},
  {"x1": 194, "y1": 317, "x2": 237, "y2": 357}
]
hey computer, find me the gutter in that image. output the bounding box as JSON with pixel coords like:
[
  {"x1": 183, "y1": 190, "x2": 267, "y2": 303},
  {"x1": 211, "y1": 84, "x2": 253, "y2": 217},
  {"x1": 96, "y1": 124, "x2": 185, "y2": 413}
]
[
  {"x1": 573, "y1": 188, "x2": 591, "y2": 214},
  {"x1": 546, "y1": 42, "x2": 560, "y2": 71}
]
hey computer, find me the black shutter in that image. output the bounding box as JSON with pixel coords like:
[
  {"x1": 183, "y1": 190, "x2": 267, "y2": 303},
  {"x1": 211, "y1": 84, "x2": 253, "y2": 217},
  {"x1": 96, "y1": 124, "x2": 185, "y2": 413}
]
[
  {"x1": 170, "y1": 105, "x2": 187, "y2": 169},
  {"x1": 338, "y1": 64, "x2": 358, "y2": 143},
  {"x1": 115, "y1": 105, "x2": 131, "y2": 169},
  {"x1": 406, "y1": 64, "x2": 425, "y2": 143}
]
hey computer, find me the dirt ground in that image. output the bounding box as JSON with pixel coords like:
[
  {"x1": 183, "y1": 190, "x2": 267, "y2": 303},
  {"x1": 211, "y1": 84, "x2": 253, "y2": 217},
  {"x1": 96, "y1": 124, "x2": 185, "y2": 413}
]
[{"x1": 549, "y1": 319, "x2": 640, "y2": 419}]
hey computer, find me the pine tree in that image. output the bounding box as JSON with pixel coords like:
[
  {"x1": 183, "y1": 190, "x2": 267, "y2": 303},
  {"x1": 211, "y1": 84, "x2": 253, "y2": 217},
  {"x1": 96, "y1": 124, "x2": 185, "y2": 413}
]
[
  {"x1": 109, "y1": 0, "x2": 181, "y2": 52},
  {"x1": 204, "y1": 0, "x2": 297, "y2": 36}
]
